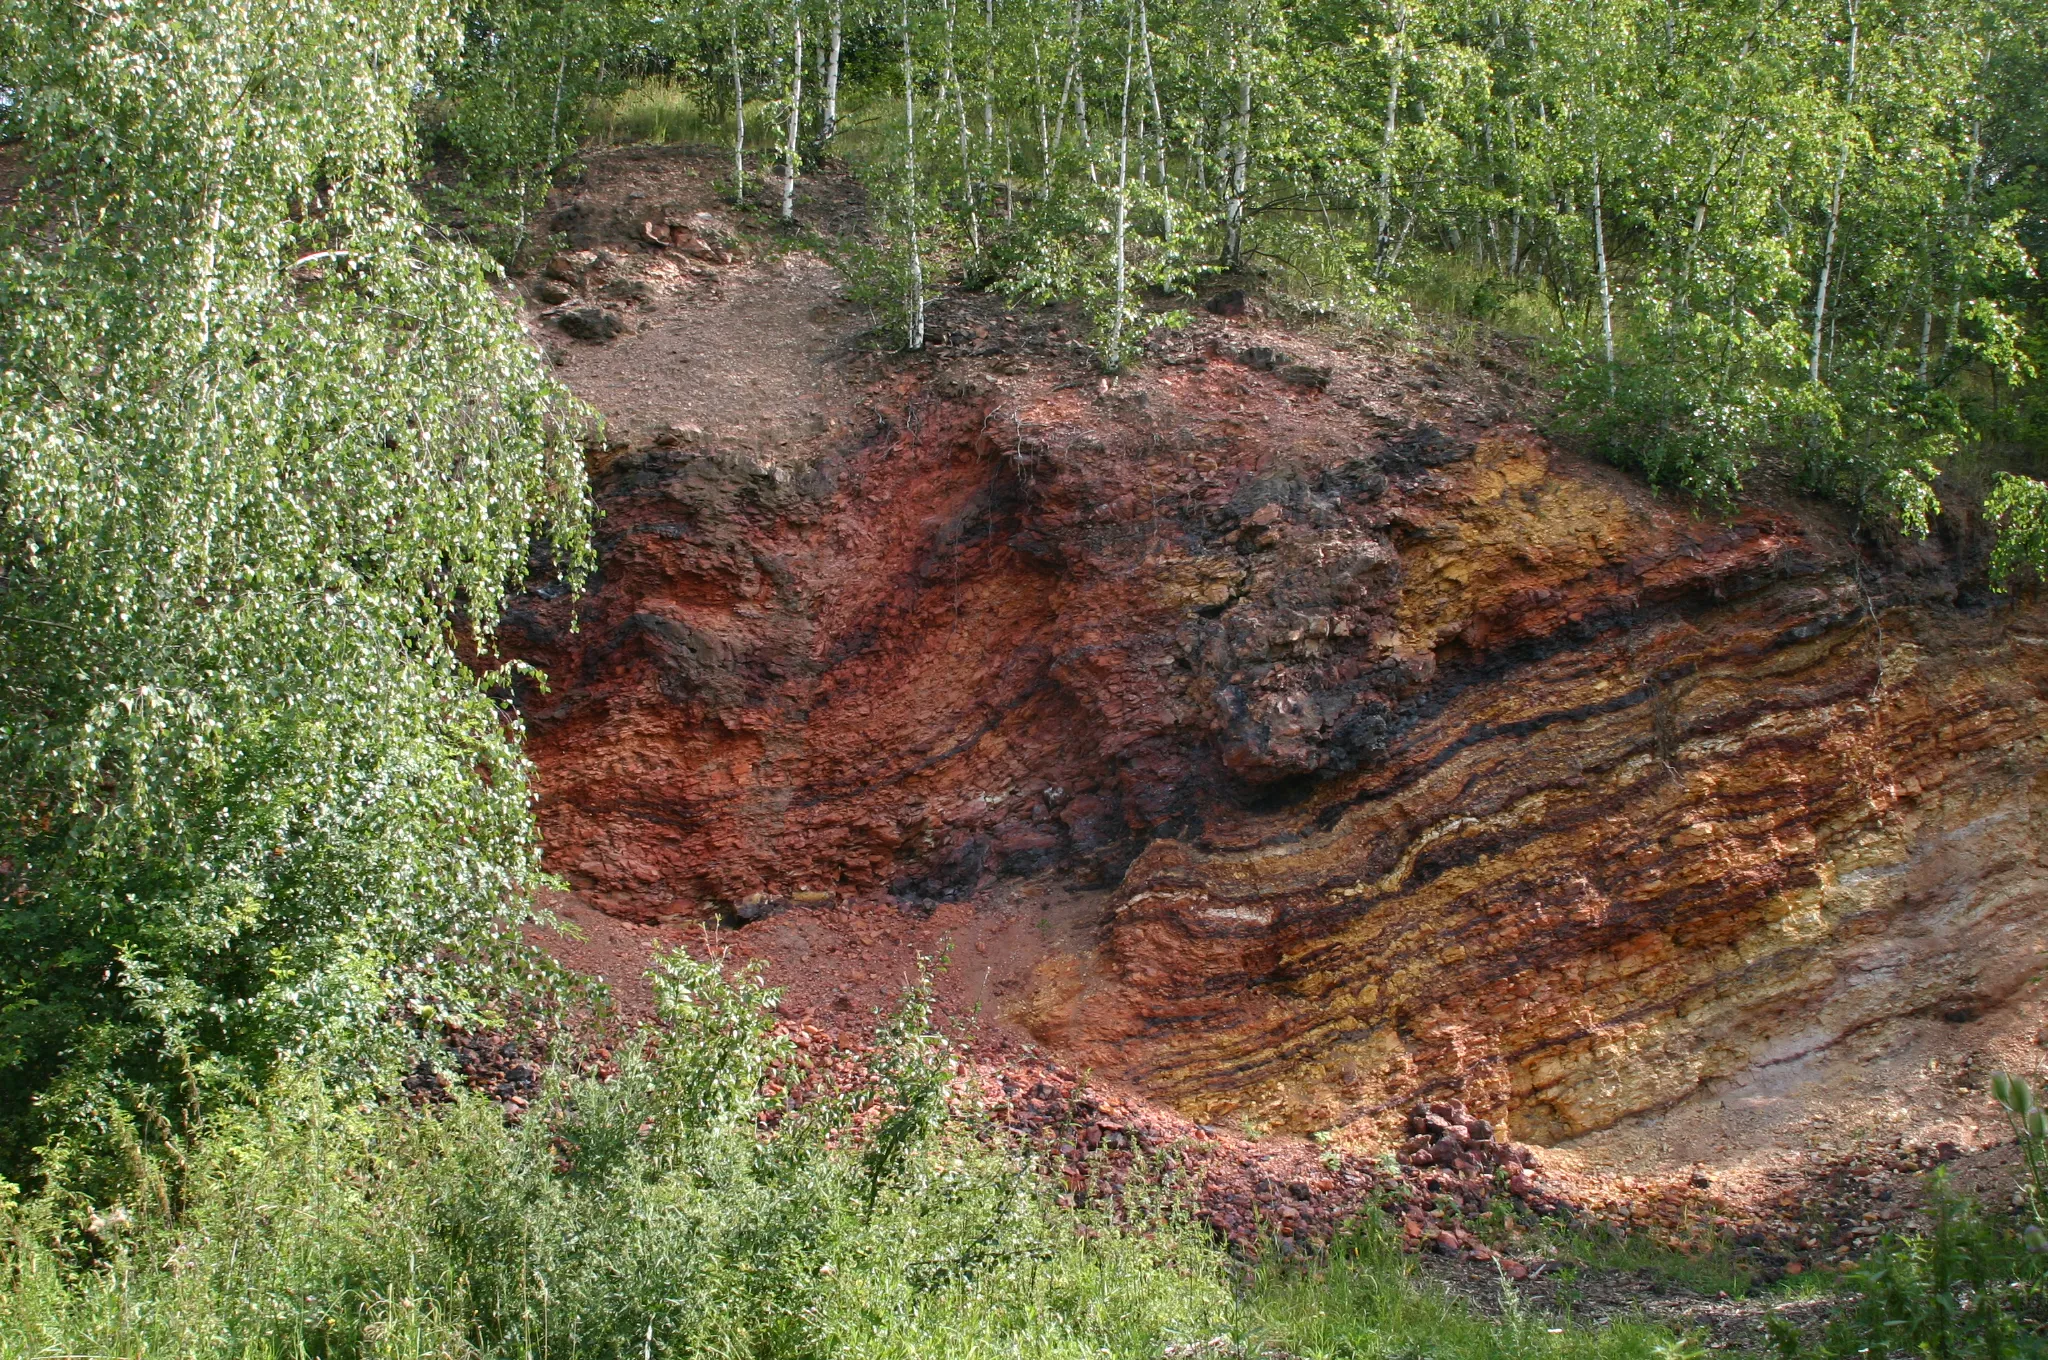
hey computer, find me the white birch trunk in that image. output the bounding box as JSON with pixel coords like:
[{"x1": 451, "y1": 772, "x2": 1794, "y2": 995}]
[
  {"x1": 730, "y1": 18, "x2": 748, "y2": 204},
  {"x1": 1592, "y1": 148, "x2": 1614, "y2": 382},
  {"x1": 1137, "y1": 0, "x2": 1170, "y2": 236},
  {"x1": 902, "y1": 0, "x2": 926, "y2": 350},
  {"x1": 943, "y1": 0, "x2": 979, "y2": 253},
  {"x1": 1224, "y1": 57, "x2": 1251, "y2": 269},
  {"x1": 1810, "y1": 0, "x2": 1859, "y2": 383},
  {"x1": 1946, "y1": 116, "x2": 1982, "y2": 361},
  {"x1": 1111, "y1": 11, "x2": 1134, "y2": 369},
  {"x1": 1033, "y1": 36, "x2": 1052, "y2": 185},
  {"x1": 1376, "y1": 5, "x2": 1407, "y2": 262},
  {"x1": 983, "y1": 0, "x2": 999, "y2": 178},
  {"x1": 821, "y1": 0, "x2": 843, "y2": 148},
  {"x1": 782, "y1": 8, "x2": 803, "y2": 222}
]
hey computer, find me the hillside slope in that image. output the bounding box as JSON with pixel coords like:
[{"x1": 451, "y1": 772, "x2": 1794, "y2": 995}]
[{"x1": 503, "y1": 147, "x2": 2048, "y2": 1233}]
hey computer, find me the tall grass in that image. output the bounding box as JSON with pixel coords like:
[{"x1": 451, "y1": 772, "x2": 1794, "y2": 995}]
[
  {"x1": 1246, "y1": 1222, "x2": 1686, "y2": 1360},
  {"x1": 0, "y1": 952, "x2": 1695, "y2": 1360},
  {"x1": 593, "y1": 80, "x2": 760, "y2": 152},
  {"x1": 1768, "y1": 1074, "x2": 2048, "y2": 1358}
]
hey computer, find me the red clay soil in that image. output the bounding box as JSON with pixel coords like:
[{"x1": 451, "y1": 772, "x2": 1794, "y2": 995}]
[{"x1": 496, "y1": 145, "x2": 2048, "y2": 1313}]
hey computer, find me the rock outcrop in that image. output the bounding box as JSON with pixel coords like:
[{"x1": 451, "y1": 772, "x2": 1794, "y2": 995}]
[{"x1": 506, "y1": 319, "x2": 2048, "y2": 1148}]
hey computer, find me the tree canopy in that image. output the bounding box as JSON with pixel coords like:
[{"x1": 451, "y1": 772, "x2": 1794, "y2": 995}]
[
  {"x1": 461, "y1": 0, "x2": 2045, "y2": 545},
  {"x1": 0, "y1": 0, "x2": 590, "y2": 1188}
]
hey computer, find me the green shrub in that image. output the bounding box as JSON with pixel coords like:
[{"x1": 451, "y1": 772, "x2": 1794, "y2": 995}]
[
  {"x1": 1988, "y1": 474, "x2": 2048, "y2": 592},
  {"x1": 1773, "y1": 1074, "x2": 2048, "y2": 1358},
  {"x1": 0, "y1": 0, "x2": 591, "y2": 1195},
  {"x1": 0, "y1": 956, "x2": 1233, "y2": 1360},
  {"x1": 0, "y1": 955, "x2": 1701, "y2": 1360},
  {"x1": 1246, "y1": 1213, "x2": 1696, "y2": 1360}
]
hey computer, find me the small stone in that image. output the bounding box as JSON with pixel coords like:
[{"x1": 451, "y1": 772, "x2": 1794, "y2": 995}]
[
  {"x1": 601, "y1": 278, "x2": 656, "y2": 304},
  {"x1": 735, "y1": 891, "x2": 790, "y2": 922},
  {"x1": 532, "y1": 278, "x2": 574, "y2": 305},
  {"x1": 557, "y1": 307, "x2": 624, "y2": 342},
  {"x1": 1206, "y1": 288, "x2": 1251, "y2": 317}
]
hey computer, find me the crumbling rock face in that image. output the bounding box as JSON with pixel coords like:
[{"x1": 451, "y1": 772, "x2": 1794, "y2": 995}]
[{"x1": 507, "y1": 346, "x2": 2048, "y2": 1147}]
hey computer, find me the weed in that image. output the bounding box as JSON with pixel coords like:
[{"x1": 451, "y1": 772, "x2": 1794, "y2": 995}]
[
  {"x1": 1247, "y1": 1217, "x2": 1685, "y2": 1360},
  {"x1": 1769, "y1": 1072, "x2": 2048, "y2": 1356},
  {"x1": 0, "y1": 960, "x2": 1700, "y2": 1360}
]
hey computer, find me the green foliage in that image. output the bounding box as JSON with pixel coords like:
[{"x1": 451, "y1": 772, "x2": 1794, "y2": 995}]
[
  {"x1": 857, "y1": 964, "x2": 952, "y2": 1216},
  {"x1": 1774, "y1": 1074, "x2": 2048, "y2": 1358},
  {"x1": 0, "y1": 964, "x2": 1219, "y2": 1360},
  {"x1": 426, "y1": 0, "x2": 646, "y2": 261},
  {"x1": 0, "y1": 961, "x2": 1691, "y2": 1360},
  {"x1": 992, "y1": 184, "x2": 1204, "y2": 372},
  {"x1": 1799, "y1": 1173, "x2": 2046, "y2": 1359},
  {"x1": 1245, "y1": 1214, "x2": 1691, "y2": 1360},
  {"x1": 1988, "y1": 474, "x2": 2048, "y2": 591},
  {"x1": 1554, "y1": 307, "x2": 1801, "y2": 505},
  {"x1": 1790, "y1": 359, "x2": 1962, "y2": 538},
  {"x1": 0, "y1": 0, "x2": 592, "y2": 1190},
  {"x1": 616, "y1": 0, "x2": 2048, "y2": 563}
]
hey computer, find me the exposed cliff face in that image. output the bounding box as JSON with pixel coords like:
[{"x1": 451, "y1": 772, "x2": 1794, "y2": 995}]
[
  {"x1": 1031, "y1": 438, "x2": 2048, "y2": 1144},
  {"x1": 504, "y1": 165, "x2": 2048, "y2": 1148}
]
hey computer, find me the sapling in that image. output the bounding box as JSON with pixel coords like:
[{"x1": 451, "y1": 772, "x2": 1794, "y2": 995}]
[
  {"x1": 730, "y1": 12, "x2": 750, "y2": 203},
  {"x1": 782, "y1": 0, "x2": 804, "y2": 221},
  {"x1": 901, "y1": 0, "x2": 927, "y2": 349},
  {"x1": 860, "y1": 963, "x2": 954, "y2": 1217}
]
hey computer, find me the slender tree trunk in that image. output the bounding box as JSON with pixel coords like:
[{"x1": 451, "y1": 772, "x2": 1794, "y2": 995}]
[
  {"x1": 943, "y1": 0, "x2": 979, "y2": 252},
  {"x1": 782, "y1": 7, "x2": 804, "y2": 221},
  {"x1": 1918, "y1": 306, "x2": 1933, "y2": 382},
  {"x1": 1137, "y1": 0, "x2": 1170, "y2": 235},
  {"x1": 1480, "y1": 116, "x2": 1499, "y2": 271},
  {"x1": 1111, "y1": 9, "x2": 1134, "y2": 369},
  {"x1": 1050, "y1": 0, "x2": 1080, "y2": 180},
  {"x1": 1945, "y1": 116, "x2": 1982, "y2": 362},
  {"x1": 1224, "y1": 57, "x2": 1251, "y2": 269},
  {"x1": 546, "y1": 40, "x2": 569, "y2": 170},
  {"x1": 1376, "y1": 4, "x2": 1408, "y2": 262},
  {"x1": 1592, "y1": 148, "x2": 1614, "y2": 384},
  {"x1": 1032, "y1": 36, "x2": 1052, "y2": 184},
  {"x1": 902, "y1": 0, "x2": 926, "y2": 350},
  {"x1": 1504, "y1": 100, "x2": 1523, "y2": 275},
  {"x1": 1386, "y1": 204, "x2": 1415, "y2": 271},
  {"x1": 983, "y1": 0, "x2": 999, "y2": 178},
  {"x1": 730, "y1": 18, "x2": 748, "y2": 203},
  {"x1": 1810, "y1": 0, "x2": 1859, "y2": 383},
  {"x1": 1073, "y1": 50, "x2": 1098, "y2": 184},
  {"x1": 821, "y1": 0, "x2": 843, "y2": 148}
]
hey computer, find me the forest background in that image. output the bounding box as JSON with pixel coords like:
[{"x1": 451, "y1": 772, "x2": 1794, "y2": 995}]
[{"x1": 440, "y1": 0, "x2": 2048, "y2": 528}]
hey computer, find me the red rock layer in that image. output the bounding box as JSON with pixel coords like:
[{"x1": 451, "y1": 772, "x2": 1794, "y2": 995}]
[{"x1": 507, "y1": 336, "x2": 2048, "y2": 1146}]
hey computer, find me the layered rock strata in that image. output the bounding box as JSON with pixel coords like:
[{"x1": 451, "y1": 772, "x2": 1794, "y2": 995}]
[{"x1": 507, "y1": 339, "x2": 2048, "y2": 1145}]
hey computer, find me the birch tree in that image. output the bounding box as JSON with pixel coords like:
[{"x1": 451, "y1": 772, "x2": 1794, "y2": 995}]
[
  {"x1": 782, "y1": 0, "x2": 805, "y2": 220},
  {"x1": 0, "y1": 0, "x2": 591, "y2": 1174}
]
